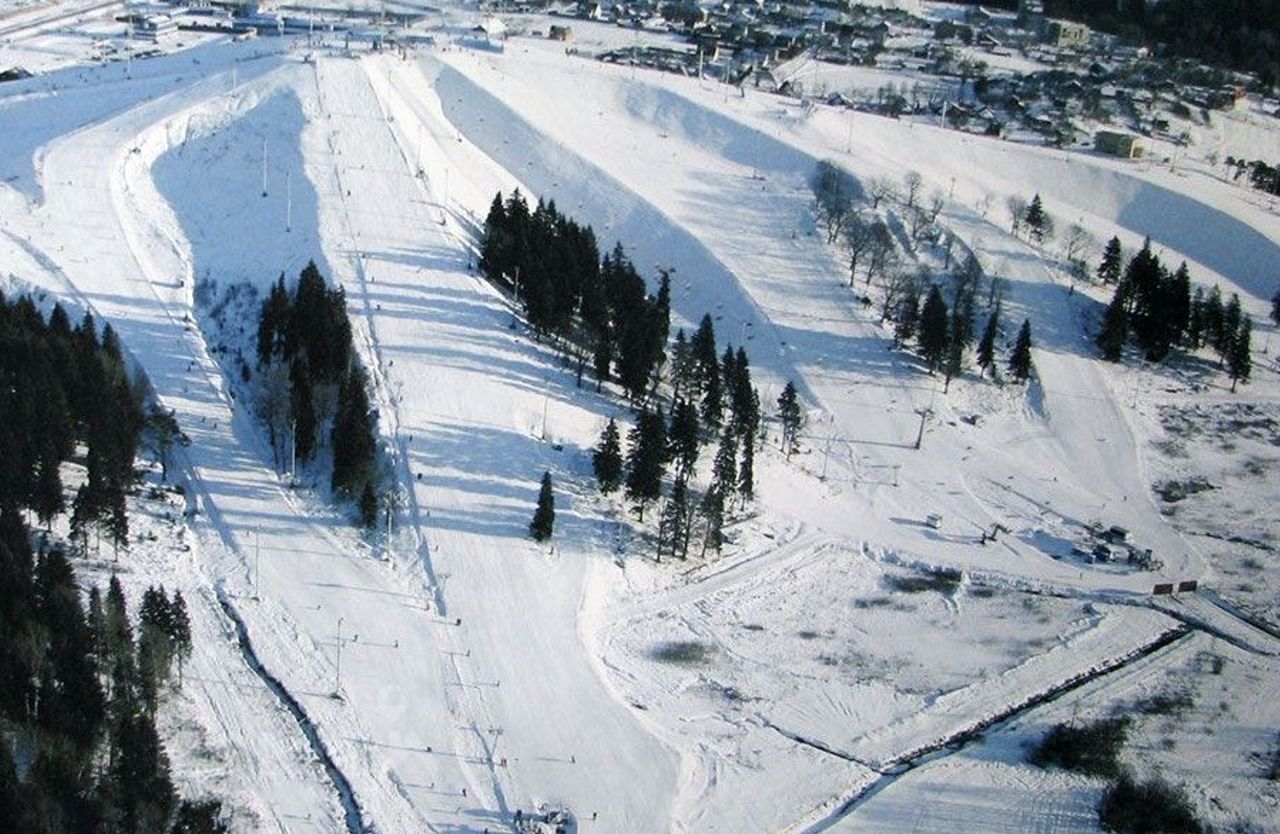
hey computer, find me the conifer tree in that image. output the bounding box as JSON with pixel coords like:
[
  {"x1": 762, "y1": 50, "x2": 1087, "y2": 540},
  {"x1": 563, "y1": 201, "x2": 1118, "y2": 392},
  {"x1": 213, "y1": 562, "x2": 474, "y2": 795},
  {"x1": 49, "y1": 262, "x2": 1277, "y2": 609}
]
[
  {"x1": 107, "y1": 488, "x2": 129, "y2": 555},
  {"x1": 290, "y1": 358, "x2": 316, "y2": 463},
  {"x1": 943, "y1": 309, "x2": 965, "y2": 393},
  {"x1": 1203, "y1": 285, "x2": 1224, "y2": 350},
  {"x1": 165, "y1": 591, "x2": 192, "y2": 688},
  {"x1": 1024, "y1": 194, "x2": 1049, "y2": 244},
  {"x1": 257, "y1": 276, "x2": 290, "y2": 367},
  {"x1": 668, "y1": 399, "x2": 701, "y2": 483},
  {"x1": 105, "y1": 575, "x2": 134, "y2": 678},
  {"x1": 33, "y1": 453, "x2": 65, "y2": 529},
  {"x1": 104, "y1": 711, "x2": 177, "y2": 832},
  {"x1": 625, "y1": 408, "x2": 667, "y2": 520},
  {"x1": 1097, "y1": 236, "x2": 1123, "y2": 284},
  {"x1": 918, "y1": 285, "x2": 950, "y2": 372},
  {"x1": 358, "y1": 482, "x2": 378, "y2": 530},
  {"x1": 894, "y1": 291, "x2": 919, "y2": 348},
  {"x1": 737, "y1": 437, "x2": 755, "y2": 507},
  {"x1": 33, "y1": 548, "x2": 105, "y2": 753},
  {"x1": 1272, "y1": 287, "x2": 1280, "y2": 326},
  {"x1": 1009, "y1": 319, "x2": 1034, "y2": 382},
  {"x1": 711, "y1": 425, "x2": 738, "y2": 501},
  {"x1": 529, "y1": 471, "x2": 556, "y2": 542},
  {"x1": 1169, "y1": 262, "x2": 1192, "y2": 347},
  {"x1": 139, "y1": 586, "x2": 175, "y2": 690},
  {"x1": 777, "y1": 381, "x2": 803, "y2": 458},
  {"x1": 698, "y1": 487, "x2": 725, "y2": 558},
  {"x1": 1228, "y1": 317, "x2": 1253, "y2": 392},
  {"x1": 669, "y1": 329, "x2": 695, "y2": 400},
  {"x1": 657, "y1": 480, "x2": 690, "y2": 561},
  {"x1": 1218, "y1": 293, "x2": 1242, "y2": 364},
  {"x1": 331, "y1": 369, "x2": 376, "y2": 498},
  {"x1": 1186, "y1": 286, "x2": 1205, "y2": 348},
  {"x1": 690, "y1": 314, "x2": 721, "y2": 423},
  {"x1": 87, "y1": 585, "x2": 107, "y2": 674},
  {"x1": 592, "y1": 418, "x2": 624, "y2": 494},
  {"x1": 976, "y1": 304, "x2": 1000, "y2": 377},
  {"x1": 1097, "y1": 286, "x2": 1129, "y2": 361},
  {"x1": 591, "y1": 321, "x2": 613, "y2": 391}
]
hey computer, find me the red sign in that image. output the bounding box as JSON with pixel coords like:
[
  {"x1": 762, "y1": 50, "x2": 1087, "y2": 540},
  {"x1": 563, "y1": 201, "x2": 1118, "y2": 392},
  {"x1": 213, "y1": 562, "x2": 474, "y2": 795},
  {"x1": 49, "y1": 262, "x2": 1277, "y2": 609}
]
[
  {"x1": 1176, "y1": 580, "x2": 1198, "y2": 593},
  {"x1": 1153, "y1": 583, "x2": 1174, "y2": 596}
]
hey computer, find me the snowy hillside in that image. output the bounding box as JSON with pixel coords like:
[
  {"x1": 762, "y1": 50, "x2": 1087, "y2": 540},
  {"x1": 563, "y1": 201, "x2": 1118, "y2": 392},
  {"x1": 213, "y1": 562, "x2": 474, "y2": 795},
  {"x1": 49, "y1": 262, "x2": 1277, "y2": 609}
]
[{"x1": 2, "y1": 4, "x2": 1279, "y2": 833}]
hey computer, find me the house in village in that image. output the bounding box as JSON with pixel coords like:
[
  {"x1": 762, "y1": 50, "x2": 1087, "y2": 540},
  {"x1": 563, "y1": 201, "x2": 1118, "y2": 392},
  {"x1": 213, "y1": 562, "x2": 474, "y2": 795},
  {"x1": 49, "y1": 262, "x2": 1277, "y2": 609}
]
[{"x1": 1095, "y1": 130, "x2": 1144, "y2": 158}]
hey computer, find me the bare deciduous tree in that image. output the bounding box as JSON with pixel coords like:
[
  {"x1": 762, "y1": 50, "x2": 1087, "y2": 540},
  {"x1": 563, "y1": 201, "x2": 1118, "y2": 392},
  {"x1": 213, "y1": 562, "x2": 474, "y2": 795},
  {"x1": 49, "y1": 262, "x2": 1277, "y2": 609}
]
[
  {"x1": 1006, "y1": 195, "x2": 1027, "y2": 238},
  {"x1": 868, "y1": 176, "x2": 898, "y2": 209},
  {"x1": 810, "y1": 160, "x2": 859, "y2": 244},
  {"x1": 903, "y1": 170, "x2": 923, "y2": 209},
  {"x1": 880, "y1": 266, "x2": 926, "y2": 323},
  {"x1": 865, "y1": 222, "x2": 897, "y2": 286}
]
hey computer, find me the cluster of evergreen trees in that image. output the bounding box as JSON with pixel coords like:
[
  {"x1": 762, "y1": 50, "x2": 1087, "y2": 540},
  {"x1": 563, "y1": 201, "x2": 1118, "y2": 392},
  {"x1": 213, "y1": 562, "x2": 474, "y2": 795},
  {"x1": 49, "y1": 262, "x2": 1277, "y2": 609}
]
[
  {"x1": 0, "y1": 511, "x2": 223, "y2": 832},
  {"x1": 480, "y1": 191, "x2": 672, "y2": 401},
  {"x1": 806, "y1": 164, "x2": 1034, "y2": 391},
  {"x1": 256, "y1": 262, "x2": 381, "y2": 526},
  {"x1": 1095, "y1": 239, "x2": 1253, "y2": 388},
  {"x1": 590, "y1": 314, "x2": 762, "y2": 560},
  {"x1": 1227, "y1": 157, "x2": 1280, "y2": 197},
  {"x1": 0, "y1": 293, "x2": 149, "y2": 554},
  {"x1": 889, "y1": 256, "x2": 1035, "y2": 387}
]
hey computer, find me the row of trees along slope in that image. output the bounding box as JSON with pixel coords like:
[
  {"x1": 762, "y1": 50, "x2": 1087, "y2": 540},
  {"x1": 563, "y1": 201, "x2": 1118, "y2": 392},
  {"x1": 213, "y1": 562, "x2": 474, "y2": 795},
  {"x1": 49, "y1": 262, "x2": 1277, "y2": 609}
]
[
  {"x1": 1094, "y1": 238, "x2": 1255, "y2": 390},
  {"x1": 480, "y1": 190, "x2": 672, "y2": 401},
  {"x1": 0, "y1": 291, "x2": 226, "y2": 832},
  {"x1": 255, "y1": 261, "x2": 381, "y2": 528},
  {"x1": 587, "y1": 312, "x2": 765, "y2": 560},
  {"x1": 479, "y1": 191, "x2": 774, "y2": 556},
  {"x1": 0, "y1": 292, "x2": 165, "y2": 553},
  {"x1": 811, "y1": 163, "x2": 1038, "y2": 392}
]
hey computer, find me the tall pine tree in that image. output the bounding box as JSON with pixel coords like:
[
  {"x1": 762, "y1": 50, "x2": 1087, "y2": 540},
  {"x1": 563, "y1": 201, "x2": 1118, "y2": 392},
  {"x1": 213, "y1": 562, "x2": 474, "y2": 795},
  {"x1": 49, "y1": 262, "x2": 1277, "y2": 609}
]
[
  {"x1": 1008, "y1": 319, "x2": 1034, "y2": 383},
  {"x1": 624, "y1": 408, "x2": 666, "y2": 520},
  {"x1": 529, "y1": 471, "x2": 556, "y2": 542},
  {"x1": 917, "y1": 285, "x2": 950, "y2": 372},
  {"x1": 592, "y1": 418, "x2": 624, "y2": 494}
]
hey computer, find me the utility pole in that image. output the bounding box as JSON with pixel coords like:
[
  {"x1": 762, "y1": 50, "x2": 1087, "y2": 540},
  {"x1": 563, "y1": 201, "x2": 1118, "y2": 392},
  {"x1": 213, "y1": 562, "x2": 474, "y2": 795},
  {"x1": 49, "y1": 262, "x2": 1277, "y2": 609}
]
[
  {"x1": 913, "y1": 408, "x2": 929, "y2": 450},
  {"x1": 385, "y1": 501, "x2": 394, "y2": 558},
  {"x1": 261, "y1": 138, "x2": 268, "y2": 197},
  {"x1": 820, "y1": 433, "x2": 833, "y2": 481},
  {"x1": 253, "y1": 525, "x2": 261, "y2": 600},
  {"x1": 416, "y1": 123, "x2": 424, "y2": 177},
  {"x1": 333, "y1": 617, "x2": 344, "y2": 698},
  {"x1": 540, "y1": 391, "x2": 549, "y2": 442}
]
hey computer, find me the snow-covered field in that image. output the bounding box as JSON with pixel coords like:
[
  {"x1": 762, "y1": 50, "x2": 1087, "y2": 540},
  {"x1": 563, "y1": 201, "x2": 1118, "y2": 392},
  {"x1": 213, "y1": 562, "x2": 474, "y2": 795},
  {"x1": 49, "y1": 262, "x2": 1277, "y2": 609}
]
[{"x1": 3, "y1": 5, "x2": 1279, "y2": 832}]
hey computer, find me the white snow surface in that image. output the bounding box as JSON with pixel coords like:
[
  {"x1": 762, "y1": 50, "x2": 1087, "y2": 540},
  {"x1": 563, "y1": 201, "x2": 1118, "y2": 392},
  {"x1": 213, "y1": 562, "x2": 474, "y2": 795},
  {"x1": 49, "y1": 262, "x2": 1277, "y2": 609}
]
[{"x1": 2, "y1": 19, "x2": 1280, "y2": 834}]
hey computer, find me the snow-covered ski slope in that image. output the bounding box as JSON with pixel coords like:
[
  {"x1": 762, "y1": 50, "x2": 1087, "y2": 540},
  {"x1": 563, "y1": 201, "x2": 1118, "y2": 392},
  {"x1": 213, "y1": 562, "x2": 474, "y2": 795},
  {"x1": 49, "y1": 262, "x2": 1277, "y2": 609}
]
[{"x1": 2, "y1": 23, "x2": 1279, "y2": 834}]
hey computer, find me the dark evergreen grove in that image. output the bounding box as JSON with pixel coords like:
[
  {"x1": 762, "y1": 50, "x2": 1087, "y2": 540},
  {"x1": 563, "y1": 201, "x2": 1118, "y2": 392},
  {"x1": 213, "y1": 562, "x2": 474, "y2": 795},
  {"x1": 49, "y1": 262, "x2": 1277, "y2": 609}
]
[
  {"x1": 1093, "y1": 242, "x2": 1255, "y2": 388},
  {"x1": 479, "y1": 190, "x2": 671, "y2": 402},
  {"x1": 0, "y1": 292, "x2": 153, "y2": 550},
  {"x1": 0, "y1": 291, "x2": 225, "y2": 831},
  {"x1": 0, "y1": 514, "x2": 220, "y2": 833},
  {"x1": 256, "y1": 262, "x2": 381, "y2": 525},
  {"x1": 481, "y1": 190, "x2": 766, "y2": 555}
]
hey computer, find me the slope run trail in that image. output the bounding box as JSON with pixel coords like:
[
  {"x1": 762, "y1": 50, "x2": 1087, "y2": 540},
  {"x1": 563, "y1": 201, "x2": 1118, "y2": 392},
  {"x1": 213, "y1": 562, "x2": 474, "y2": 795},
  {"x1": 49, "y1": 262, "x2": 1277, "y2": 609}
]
[
  {"x1": 0, "y1": 49, "x2": 371, "y2": 830},
  {"x1": 0, "y1": 234, "x2": 349, "y2": 834},
  {"x1": 306, "y1": 52, "x2": 518, "y2": 824},
  {"x1": 16, "y1": 49, "x2": 484, "y2": 833},
  {"x1": 300, "y1": 53, "x2": 678, "y2": 832}
]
